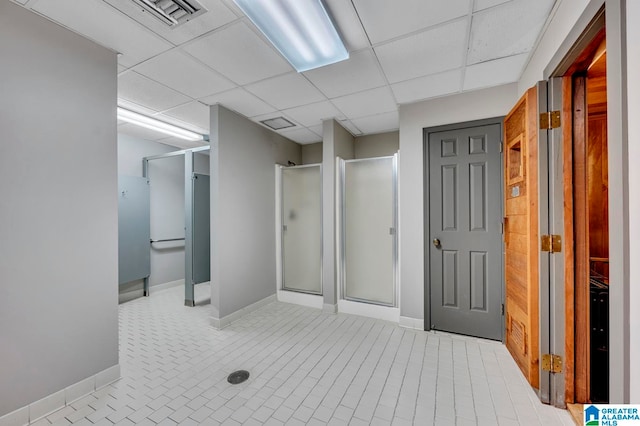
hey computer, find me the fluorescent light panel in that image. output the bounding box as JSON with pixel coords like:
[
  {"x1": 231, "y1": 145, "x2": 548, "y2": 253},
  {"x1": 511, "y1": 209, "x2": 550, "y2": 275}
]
[
  {"x1": 233, "y1": 0, "x2": 349, "y2": 72},
  {"x1": 117, "y1": 107, "x2": 204, "y2": 141}
]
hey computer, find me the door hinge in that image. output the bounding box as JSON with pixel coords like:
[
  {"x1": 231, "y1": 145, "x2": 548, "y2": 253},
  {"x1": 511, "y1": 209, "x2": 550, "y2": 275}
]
[
  {"x1": 501, "y1": 303, "x2": 505, "y2": 316},
  {"x1": 539, "y1": 111, "x2": 561, "y2": 129},
  {"x1": 541, "y1": 354, "x2": 563, "y2": 373},
  {"x1": 499, "y1": 142, "x2": 503, "y2": 153},
  {"x1": 541, "y1": 234, "x2": 562, "y2": 253}
]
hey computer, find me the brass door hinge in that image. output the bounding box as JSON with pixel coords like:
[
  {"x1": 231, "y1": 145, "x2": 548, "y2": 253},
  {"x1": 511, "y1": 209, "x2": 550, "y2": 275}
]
[
  {"x1": 541, "y1": 354, "x2": 563, "y2": 373},
  {"x1": 541, "y1": 234, "x2": 562, "y2": 253},
  {"x1": 540, "y1": 111, "x2": 561, "y2": 129}
]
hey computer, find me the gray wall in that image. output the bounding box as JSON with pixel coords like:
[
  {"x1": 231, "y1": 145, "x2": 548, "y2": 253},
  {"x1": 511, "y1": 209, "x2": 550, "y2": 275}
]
[
  {"x1": 118, "y1": 134, "x2": 208, "y2": 298},
  {"x1": 0, "y1": 1, "x2": 118, "y2": 416},
  {"x1": 210, "y1": 105, "x2": 300, "y2": 320},
  {"x1": 302, "y1": 142, "x2": 323, "y2": 164},
  {"x1": 354, "y1": 131, "x2": 399, "y2": 159},
  {"x1": 398, "y1": 84, "x2": 518, "y2": 320},
  {"x1": 322, "y1": 120, "x2": 355, "y2": 308}
]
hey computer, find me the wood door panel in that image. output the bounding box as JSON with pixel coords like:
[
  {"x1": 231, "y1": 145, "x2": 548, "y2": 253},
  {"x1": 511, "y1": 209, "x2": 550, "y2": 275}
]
[{"x1": 504, "y1": 87, "x2": 540, "y2": 389}]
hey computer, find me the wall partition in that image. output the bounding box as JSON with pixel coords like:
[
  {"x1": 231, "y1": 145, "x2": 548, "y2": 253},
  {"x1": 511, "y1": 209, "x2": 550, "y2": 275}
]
[
  {"x1": 340, "y1": 155, "x2": 398, "y2": 306},
  {"x1": 280, "y1": 164, "x2": 322, "y2": 294}
]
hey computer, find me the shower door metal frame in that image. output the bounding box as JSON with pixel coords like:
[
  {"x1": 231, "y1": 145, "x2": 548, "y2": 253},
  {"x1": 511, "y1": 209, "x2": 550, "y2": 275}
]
[
  {"x1": 279, "y1": 163, "x2": 324, "y2": 296},
  {"x1": 142, "y1": 145, "x2": 210, "y2": 306},
  {"x1": 340, "y1": 154, "x2": 399, "y2": 307}
]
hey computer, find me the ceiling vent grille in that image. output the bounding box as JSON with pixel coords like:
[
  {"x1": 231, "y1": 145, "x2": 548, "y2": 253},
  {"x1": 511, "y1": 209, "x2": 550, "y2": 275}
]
[{"x1": 131, "y1": 0, "x2": 207, "y2": 27}]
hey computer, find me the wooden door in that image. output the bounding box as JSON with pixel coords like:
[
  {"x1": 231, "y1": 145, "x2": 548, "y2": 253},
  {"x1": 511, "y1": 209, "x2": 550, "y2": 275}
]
[{"x1": 504, "y1": 87, "x2": 540, "y2": 389}]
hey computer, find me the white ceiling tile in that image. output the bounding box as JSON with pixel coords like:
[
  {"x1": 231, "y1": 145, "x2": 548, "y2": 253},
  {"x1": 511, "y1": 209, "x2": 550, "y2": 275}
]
[
  {"x1": 31, "y1": 0, "x2": 172, "y2": 68},
  {"x1": 182, "y1": 21, "x2": 292, "y2": 85},
  {"x1": 304, "y1": 49, "x2": 387, "y2": 99},
  {"x1": 118, "y1": 64, "x2": 127, "y2": 74},
  {"x1": 350, "y1": 111, "x2": 399, "y2": 135},
  {"x1": 102, "y1": 0, "x2": 237, "y2": 45},
  {"x1": 152, "y1": 113, "x2": 208, "y2": 135},
  {"x1": 467, "y1": 0, "x2": 555, "y2": 64},
  {"x1": 337, "y1": 120, "x2": 361, "y2": 136},
  {"x1": 474, "y1": 0, "x2": 512, "y2": 12},
  {"x1": 282, "y1": 101, "x2": 343, "y2": 128},
  {"x1": 375, "y1": 19, "x2": 468, "y2": 84},
  {"x1": 200, "y1": 88, "x2": 276, "y2": 118},
  {"x1": 133, "y1": 49, "x2": 235, "y2": 98},
  {"x1": 280, "y1": 128, "x2": 323, "y2": 145},
  {"x1": 331, "y1": 87, "x2": 397, "y2": 119},
  {"x1": 323, "y1": 0, "x2": 370, "y2": 51},
  {"x1": 352, "y1": 0, "x2": 471, "y2": 44},
  {"x1": 119, "y1": 71, "x2": 192, "y2": 111},
  {"x1": 156, "y1": 136, "x2": 209, "y2": 150},
  {"x1": 308, "y1": 124, "x2": 324, "y2": 137},
  {"x1": 391, "y1": 69, "x2": 462, "y2": 104},
  {"x1": 245, "y1": 73, "x2": 326, "y2": 110},
  {"x1": 463, "y1": 53, "x2": 528, "y2": 90},
  {"x1": 162, "y1": 101, "x2": 211, "y2": 132}
]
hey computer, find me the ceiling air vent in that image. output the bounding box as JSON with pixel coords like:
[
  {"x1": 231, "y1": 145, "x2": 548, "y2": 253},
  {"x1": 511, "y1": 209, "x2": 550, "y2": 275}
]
[
  {"x1": 131, "y1": 0, "x2": 207, "y2": 28},
  {"x1": 260, "y1": 117, "x2": 296, "y2": 131}
]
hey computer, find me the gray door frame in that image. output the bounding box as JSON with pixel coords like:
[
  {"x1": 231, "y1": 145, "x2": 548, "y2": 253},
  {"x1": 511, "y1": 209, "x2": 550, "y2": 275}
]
[{"x1": 423, "y1": 117, "x2": 505, "y2": 340}]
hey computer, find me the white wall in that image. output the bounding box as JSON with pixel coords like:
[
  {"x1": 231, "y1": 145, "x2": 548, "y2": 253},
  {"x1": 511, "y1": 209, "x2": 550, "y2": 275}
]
[
  {"x1": 397, "y1": 84, "x2": 519, "y2": 320},
  {"x1": 209, "y1": 105, "x2": 300, "y2": 321},
  {"x1": 519, "y1": 0, "x2": 594, "y2": 92},
  {"x1": 625, "y1": 0, "x2": 640, "y2": 403},
  {"x1": 302, "y1": 143, "x2": 323, "y2": 165},
  {"x1": 0, "y1": 1, "x2": 118, "y2": 416},
  {"x1": 354, "y1": 131, "x2": 399, "y2": 159},
  {"x1": 322, "y1": 120, "x2": 354, "y2": 308}
]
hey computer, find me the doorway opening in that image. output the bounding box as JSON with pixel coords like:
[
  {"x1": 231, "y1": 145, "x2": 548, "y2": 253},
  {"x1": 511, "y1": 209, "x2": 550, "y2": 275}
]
[{"x1": 563, "y1": 27, "x2": 610, "y2": 404}]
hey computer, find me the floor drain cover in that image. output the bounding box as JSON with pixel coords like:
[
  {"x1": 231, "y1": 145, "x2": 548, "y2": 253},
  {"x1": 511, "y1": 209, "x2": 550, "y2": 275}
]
[{"x1": 227, "y1": 370, "x2": 250, "y2": 384}]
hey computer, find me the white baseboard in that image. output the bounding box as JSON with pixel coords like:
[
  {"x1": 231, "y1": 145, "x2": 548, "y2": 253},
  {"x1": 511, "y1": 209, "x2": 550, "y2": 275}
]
[
  {"x1": 210, "y1": 294, "x2": 276, "y2": 330},
  {"x1": 277, "y1": 290, "x2": 323, "y2": 310},
  {"x1": 399, "y1": 316, "x2": 425, "y2": 330},
  {"x1": 0, "y1": 364, "x2": 120, "y2": 426},
  {"x1": 323, "y1": 303, "x2": 337, "y2": 314},
  {"x1": 119, "y1": 279, "x2": 184, "y2": 304},
  {"x1": 338, "y1": 300, "x2": 400, "y2": 323}
]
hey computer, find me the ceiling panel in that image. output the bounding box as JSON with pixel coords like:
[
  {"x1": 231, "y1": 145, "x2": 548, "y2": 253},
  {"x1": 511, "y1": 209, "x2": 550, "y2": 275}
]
[
  {"x1": 331, "y1": 87, "x2": 397, "y2": 120},
  {"x1": 155, "y1": 136, "x2": 208, "y2": 150},
  {"x1": 350, "y1": 111, "x2": 399, "y2": 135},
  {"x1": 375, "y1": 19, "x2": 467, "y2": 84},
  {"x1": 31, "y1": 0, "x2": 172, "y2": 68},
  {"x1": 117, "y1": 98, "x2": 159, "y2": 116},
  {"x1": 245, "y1": 73, "x2": 326, "y2": 110},
  {"x1": 279, "y1": 127, "x2": 323, "y2": 145},
  {"x1": 303, "y1": 49, "x2": 387, "y2": 99},
  {"x1": 162, "y1": 101, "x2": 211, "y2": 132},
  {"x1": 338, "y1": 120, "x2": 361, "y2": 136},
  {"x1": 119, "y1": 71, "x2": 192, "y2": 111},
  {"x1": 132, "y1": 49, "x2": 235, "y2": 99},
  {"x1": 352, "y1": 0, "x2": 471, "y2": 44},
  {"x1": 282, "y1": 101, "x2": 343, "y2": 128},
  {"x1": 183, "y1": 21, "x2": 292, "y2": 85},
  {"x1": 474, "y1": 0, "x2": 512, "y2": 12},
  {"x1": 463, "y1": 53, "x2": 528, "y2": 90},
  {"x1": 467, "y1": 0, "x2": 555, "y2": 64},
  {"x1": 200, "y1": 88, "x2": 276, "y2": 118},
  {"x1": 391, "y1": 69, "x2": 462, "y2": 104},
  {"x1": 323, "y1": 0, "x2": 370, "y2": 51},
  {"x1": 102, "y1": 0, "x2": 237, "y2": 45}
]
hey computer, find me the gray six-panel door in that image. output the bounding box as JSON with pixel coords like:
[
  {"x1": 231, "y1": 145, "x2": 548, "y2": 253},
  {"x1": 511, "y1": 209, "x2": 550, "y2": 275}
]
[{"x1": 429, "y1": 123, "x2": 503, "y2": 340}]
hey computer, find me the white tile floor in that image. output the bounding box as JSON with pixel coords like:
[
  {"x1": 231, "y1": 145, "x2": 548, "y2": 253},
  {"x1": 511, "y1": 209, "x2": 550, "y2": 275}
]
[{"x1": 33, "y1": 286, "x2": 574, "y2": 425}]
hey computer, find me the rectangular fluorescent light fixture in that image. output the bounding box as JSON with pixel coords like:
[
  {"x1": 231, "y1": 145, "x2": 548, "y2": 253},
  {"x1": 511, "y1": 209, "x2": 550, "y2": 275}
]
[
  {"x1": 233, "y1": 0, "x2": 349, "y2": 72},
  {"x1": 117, "y1": 107, "x2": 205, "y2": 141}
]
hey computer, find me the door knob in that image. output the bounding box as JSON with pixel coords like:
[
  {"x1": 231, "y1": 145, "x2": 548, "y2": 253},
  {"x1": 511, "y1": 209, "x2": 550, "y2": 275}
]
[{"x1": 433, "y1": 238, "x2": 441, "y2": 249}]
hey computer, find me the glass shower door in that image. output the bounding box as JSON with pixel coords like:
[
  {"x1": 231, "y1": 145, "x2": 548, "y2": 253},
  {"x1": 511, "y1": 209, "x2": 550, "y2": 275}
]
[
  {"x1": 281, "y1": 165, "x2": 322, "y2": 294},
  {"x1": 342, "y1": 156, "x2": 397, "y2": 306}
]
